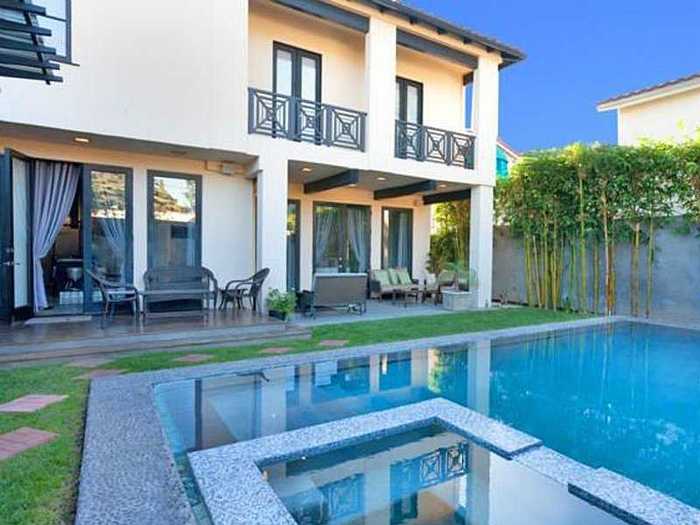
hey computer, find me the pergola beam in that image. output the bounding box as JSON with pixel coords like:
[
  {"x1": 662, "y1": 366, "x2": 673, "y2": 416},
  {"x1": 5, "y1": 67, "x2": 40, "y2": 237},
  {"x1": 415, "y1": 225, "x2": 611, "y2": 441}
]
[
  {"x1": 422, "y1": 189, "x2": 471, "y2": 205},
  {"x1": 374, "y1": 180, "x2": 436, "y2": 200},
  {"x1": 303, "y1": 169, "x2": 360, "y2": 194}
]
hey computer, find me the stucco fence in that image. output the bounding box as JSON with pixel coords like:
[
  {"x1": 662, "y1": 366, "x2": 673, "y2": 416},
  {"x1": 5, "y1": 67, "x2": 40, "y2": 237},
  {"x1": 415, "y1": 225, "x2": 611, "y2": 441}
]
[{"x1": 492, "y1": 219, "x2": 700, "y2": 319}]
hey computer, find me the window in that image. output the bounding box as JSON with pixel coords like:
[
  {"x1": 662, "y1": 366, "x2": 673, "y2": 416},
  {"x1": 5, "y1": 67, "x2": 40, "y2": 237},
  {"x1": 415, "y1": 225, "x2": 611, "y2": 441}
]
[
  {"x1": 34, "y1": 0, "x2": 72, "y2": 62},
  {"x1": 147, "y1": 172, "x2": 202, "y2": 269},
  {"x1": 287, "y1": 200, "x2": 300, "y2": 291},
  {"x1": 396, "y1": 77, "x2": 423, "y2": 124},
  {"x1": 382, "y1": 208, "x2": 413, "y2": 273},
  {"x1": 273, "y1": 42, "x2": 321, "y2": 102},
  {"x1": 314, "y1": 203, "x2": 370, "y2": 274}
]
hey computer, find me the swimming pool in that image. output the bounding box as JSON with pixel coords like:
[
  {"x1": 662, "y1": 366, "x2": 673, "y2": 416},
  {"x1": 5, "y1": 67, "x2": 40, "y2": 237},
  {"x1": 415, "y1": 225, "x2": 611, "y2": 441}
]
[{"x1": 156, "y1": 321, "x2": 700, "y2": 514}]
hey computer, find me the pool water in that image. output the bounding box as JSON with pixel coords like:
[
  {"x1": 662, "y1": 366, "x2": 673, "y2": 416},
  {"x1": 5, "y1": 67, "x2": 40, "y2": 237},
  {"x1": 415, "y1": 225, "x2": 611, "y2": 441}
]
[
  {"x1": 263, "y1": 425, "x2": 625, "y2": 525},
  {"x1": 156, "y1": 322, "x2": 700, "y2": 511}
]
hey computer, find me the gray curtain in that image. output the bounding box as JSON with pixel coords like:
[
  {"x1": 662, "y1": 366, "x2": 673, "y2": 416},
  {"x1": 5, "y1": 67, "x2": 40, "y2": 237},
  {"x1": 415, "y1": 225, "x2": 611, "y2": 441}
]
[
  {"x1": 314, "y1": 207, "x2": 336, "y2": 270},
  {"x1": 347, "y1": 207, "x2": 369, "y2": 272},
  {"x1": 33, "y1": 161, "x2": 80, "y2": 310},
  {"x1": 397, "y1": 212, "x2": 410, "y2": 268}
]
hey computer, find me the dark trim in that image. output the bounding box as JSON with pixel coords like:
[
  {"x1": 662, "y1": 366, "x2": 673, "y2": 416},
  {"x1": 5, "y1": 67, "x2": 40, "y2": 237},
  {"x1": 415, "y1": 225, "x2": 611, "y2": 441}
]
[
  {"x1": 0, "y1": 36, "x2": 56, "y2": 55},
  {"x1": 147, "y1": 171, "x2": 203, "y2": 270},
  {"x1": 0, "y1": 53, "x2": 60, "y2": 69},
  {"x1": 0, "y1": 151, "x2": 12, "y2": 321},
  {"x1": 313, "y1": 201, "x2": 371, "y2": 274},
  {"x1": 0, "y1": 18, "x2": 51, "y2": 35},
  {"x1": 0, "y1": 65, "x2": 62, "y2": 82},
  {"x1": 463, "y1": 72, "x2": 474, "y2": 86},
  {"x1": 374, "y1": 180, "x2": 436, "y2": 200},
  {"x1": 271, "y1": 0, "x2": 369, "y2": 33},
  {"x1": 422, "y1": 189, "x2": 471, "y2": 205},
  {"x1": 381, "y1": 207, "x2": 413, "y2": 275},
  {"x1": 395, "y1": 76, "x2": 423, "y2": 125},
  {"x1": 397, "y1": 29, "x2": 478, "y2": 70},
  {"x1": 0, "y1": 1, "x2": 46, "y2": 15},
  {"x1": 304, "y1": 169, "x2": 359, "y2": 194},
  {"x1": 82, "y1": 164, "x2": 134, "y2": 313},
  {"x1": 287, "y1": 199, "x2": 301, "y2": 292}
]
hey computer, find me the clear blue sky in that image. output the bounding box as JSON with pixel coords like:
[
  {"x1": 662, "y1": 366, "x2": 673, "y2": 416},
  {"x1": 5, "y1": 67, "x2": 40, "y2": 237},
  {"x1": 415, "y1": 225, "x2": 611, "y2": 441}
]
[{"x1": 407, "y1": 0, "x2": 700, "y2": 153}]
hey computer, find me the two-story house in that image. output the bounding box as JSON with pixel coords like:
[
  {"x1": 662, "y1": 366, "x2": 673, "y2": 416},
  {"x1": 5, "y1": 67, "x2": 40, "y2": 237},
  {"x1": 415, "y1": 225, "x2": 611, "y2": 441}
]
[{"x1": 0, "y1": 0, "x2": 524, "y2": 321}]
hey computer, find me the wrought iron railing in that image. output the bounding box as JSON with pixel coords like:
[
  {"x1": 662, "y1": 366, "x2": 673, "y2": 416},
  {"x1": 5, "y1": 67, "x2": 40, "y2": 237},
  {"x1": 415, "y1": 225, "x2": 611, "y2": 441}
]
[
  {"x1": 395, "y1": 120, "x2": 476, "y2": 169},
  {"x1": 248, "y1": 88, "x2": 366, "y2": 151}
]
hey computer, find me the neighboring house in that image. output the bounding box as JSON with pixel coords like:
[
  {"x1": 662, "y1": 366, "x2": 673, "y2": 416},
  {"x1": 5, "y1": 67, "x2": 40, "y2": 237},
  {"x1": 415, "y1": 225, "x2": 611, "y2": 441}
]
[
  {"x1": 496, "y1": 139, "x2": 520, "y2": 179},
  {"x1": 0, "y1": 0, "x2": 524, "y2": 322},
  {"x1": 597, "y1": 71, "x2": 700, "y2": 145}
]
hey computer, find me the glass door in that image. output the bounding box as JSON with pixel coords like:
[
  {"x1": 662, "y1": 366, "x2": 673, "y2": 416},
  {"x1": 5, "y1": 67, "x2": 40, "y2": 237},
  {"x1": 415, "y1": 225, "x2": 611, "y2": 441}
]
[
  {"x1": 82, "y1": 165, "x2": 133, "y2": 312},
  {"x1": 382, "y1": 208, "x2": 413, "y2": 273},
  {"x1": 314, "y1": 203, "x2": 370, "y2": 274},
  {"x1": 0, "y1": 150, "x2": 32, "y2": 321},
  {"x1": 396, "y1": 77, "x2": 424, "y2": 159},
  {"x1": 287, "y1": 200, "x2": 300, "y2": 291}
]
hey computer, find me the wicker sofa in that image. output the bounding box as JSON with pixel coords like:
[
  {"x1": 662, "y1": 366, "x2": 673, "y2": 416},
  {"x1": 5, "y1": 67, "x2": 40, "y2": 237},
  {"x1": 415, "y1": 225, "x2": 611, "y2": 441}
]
[{"x1": 299, "y1": 273, "x2": 368, "y2": 317}]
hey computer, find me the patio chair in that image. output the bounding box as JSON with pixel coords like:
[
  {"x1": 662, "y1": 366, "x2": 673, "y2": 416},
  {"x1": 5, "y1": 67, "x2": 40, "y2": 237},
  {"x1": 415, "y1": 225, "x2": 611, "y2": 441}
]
[
  {"x1": 85, "y1": 269, "x2": 139, "y2": 327},
  {"x1": 423, "y1": 270, "x2": 456, "y2": 304},
  {"x1": 219, "y1": 268, "x2": 270, "y2": 312},
  {"x1": 369, "y1": 268, "x2": 417, "y2": 301}
]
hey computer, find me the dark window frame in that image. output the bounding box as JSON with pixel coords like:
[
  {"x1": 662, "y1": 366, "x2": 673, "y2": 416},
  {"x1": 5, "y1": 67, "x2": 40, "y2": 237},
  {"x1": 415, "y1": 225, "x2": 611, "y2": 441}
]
[
  {"x1": 396, "y1": 76, "x2": 424, "y2": 125},
  {"x1": 37, "y1": 0, "x2": 73, "y2": 64},
  {"x1": 312, "y1": 201, "x2": 371, "y2": 274},
  {"x1": 147, "y1": 171, "x2": 203, "y2": 270},
  {"x1": 273, "y1": 41, "x2": 322, "y2": 103},
  {"x1": 287, "y1": 199, "x2": 301, "y2": 291},
  {"x1": 381, "y1": 206, "x2": 413, "y2": 275}
]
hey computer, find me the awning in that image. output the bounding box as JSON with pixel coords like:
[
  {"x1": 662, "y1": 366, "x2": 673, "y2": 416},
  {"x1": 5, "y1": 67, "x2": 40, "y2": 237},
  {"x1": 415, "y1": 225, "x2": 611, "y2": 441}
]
[{"x1": 0, "y1": 0, "x2": 62, "y2": 83}]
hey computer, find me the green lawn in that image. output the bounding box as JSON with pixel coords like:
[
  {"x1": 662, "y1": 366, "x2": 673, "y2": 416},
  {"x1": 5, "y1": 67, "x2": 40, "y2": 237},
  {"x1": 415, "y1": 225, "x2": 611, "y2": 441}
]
[{"x1": 0, "y1": 307, "x2": 587, "y2": 525}]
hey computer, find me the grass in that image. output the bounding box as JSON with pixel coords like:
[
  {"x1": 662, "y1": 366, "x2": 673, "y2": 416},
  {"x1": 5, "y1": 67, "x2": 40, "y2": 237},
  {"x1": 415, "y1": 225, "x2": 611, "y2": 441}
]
[{"x1": 0, "y1": 307, "x2": 588, "y2": 525}]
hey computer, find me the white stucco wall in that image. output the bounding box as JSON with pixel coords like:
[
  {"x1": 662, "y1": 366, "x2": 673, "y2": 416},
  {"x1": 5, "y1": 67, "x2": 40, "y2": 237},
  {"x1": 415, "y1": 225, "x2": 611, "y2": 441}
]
[
  {"x1": 0, "y1": 137, "x2": 255, "y2": 289},
  {"x1": 617, "y1": 88, "x2": 700, "y2": 145}
]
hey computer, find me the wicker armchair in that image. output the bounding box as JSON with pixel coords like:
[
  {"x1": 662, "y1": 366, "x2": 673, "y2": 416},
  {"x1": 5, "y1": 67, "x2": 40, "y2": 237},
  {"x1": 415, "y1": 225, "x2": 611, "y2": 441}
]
[
  {"x1": 219, "y1": 268, "x2": 270, "y2": 312},
  {"x1": 85, "y1": 269, "x2": 139, "y2": 326}
]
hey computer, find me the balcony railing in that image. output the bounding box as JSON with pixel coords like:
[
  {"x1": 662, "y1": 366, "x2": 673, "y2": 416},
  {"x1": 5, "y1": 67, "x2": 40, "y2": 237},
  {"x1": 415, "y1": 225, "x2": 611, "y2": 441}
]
[
  {"x1": 395, "y1": 120, "x2": 476, "y2": 169},
  {"x1": 248, "y1": 88, "x2": 366, "y2": 151}
]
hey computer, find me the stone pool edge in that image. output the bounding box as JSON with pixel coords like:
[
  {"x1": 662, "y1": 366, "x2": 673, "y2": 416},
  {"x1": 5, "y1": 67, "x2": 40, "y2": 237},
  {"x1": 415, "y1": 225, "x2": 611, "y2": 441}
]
[{"x1": 74, "y1": 315, "x2": 674, "y2": 525}]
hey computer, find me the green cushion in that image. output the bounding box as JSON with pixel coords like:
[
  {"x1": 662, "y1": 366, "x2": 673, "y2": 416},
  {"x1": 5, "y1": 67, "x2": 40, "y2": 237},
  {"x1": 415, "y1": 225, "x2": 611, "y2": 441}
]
[
  {"x1": 373, "y1": 270, "x2": 391, "y2": 287},
  {"x1": 396, "y1": 268, "x2": 413, "y2": 286},
  {"x1": 387, "y1": 268, "x2": 400, "y2": 285},
  {"x1": 438, "y1": 271, "x2": 455, "y2": 286}
]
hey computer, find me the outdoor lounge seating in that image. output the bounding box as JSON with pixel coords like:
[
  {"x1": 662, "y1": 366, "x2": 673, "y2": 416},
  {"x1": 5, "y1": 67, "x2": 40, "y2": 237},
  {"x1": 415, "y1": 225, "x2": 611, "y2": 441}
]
[
  {"x1": 85, "y1": 269, "x2": 139, "y2": 327},
  {"x1": 219, "y1": 268, "x2": 270, "y2": 312},
  {"x1": 423, "y1": 270, "x2": 458, "y2": 304},
  {"x1": 299, "y1": 273, "x2": 367, "y2": 317},
  {"x1": 140, "y1": 266, "x2": 218, "y2": 320},
  {"x1": 369, "y1": 268, "x2": 417, "y2": 301}
]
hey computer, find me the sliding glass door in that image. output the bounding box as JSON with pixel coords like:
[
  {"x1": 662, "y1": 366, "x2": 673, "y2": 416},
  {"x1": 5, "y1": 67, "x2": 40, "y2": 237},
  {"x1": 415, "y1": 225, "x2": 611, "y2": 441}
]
[
  {"x1": 82, "y1": 165, "x2": 133, "y2": 311},
  {"x1": 382, "y1": 208, "x2": 413, "y2": 273},
  {"x1": 287, "y1": 200, "x2": 300, "y2": 291},
  {"x1": 314, "y1": 203, "x2": 370, "y2": 274},
  {"x1": 147, "y1": 172, "x2": 202, "y2": 269}
]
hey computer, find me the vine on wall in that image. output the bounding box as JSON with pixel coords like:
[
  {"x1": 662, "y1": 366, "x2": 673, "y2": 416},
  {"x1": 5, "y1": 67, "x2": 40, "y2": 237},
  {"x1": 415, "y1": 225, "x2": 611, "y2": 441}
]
[{"x1": 496, "y1": 139, "x2": 700, "y2": 316}]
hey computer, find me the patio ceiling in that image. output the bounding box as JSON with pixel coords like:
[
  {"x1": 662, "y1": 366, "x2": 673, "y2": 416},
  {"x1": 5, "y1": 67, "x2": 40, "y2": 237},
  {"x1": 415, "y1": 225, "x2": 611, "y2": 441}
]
[{"x1": 0, "y1": 0, "x2": 62, "y2": 83}]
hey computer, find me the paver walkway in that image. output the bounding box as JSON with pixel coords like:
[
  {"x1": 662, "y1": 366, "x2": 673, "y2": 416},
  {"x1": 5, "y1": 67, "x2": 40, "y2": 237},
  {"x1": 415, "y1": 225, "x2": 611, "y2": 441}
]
[
  {"x1": 318, "y1": 339, "x2": 349, "y2": 348},
  {"x1": 76, "y1": 369, "x2": 125, "y2": 380},
  {"x1": 0, "y1": 427, "x2": 58, "y2": 460},
  {"x1": 260, "y1": 347, "x2": 293, "y2": 355},
  {"x1": 173, "y1": 354, "x2": 214, "y2": 364},
  {"x1": 0, "y1": 394, "x2": 68, "y2": 413},
  {"x1": 67, "y1": 357, "x2": 113, "y2": 368}
]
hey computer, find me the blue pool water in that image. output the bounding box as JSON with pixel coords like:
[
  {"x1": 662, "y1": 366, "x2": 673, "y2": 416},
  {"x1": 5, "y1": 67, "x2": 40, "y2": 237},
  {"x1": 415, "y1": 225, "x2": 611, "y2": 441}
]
[{"x1": 156, "y1": 321, "x2": 700, "y2": 512}]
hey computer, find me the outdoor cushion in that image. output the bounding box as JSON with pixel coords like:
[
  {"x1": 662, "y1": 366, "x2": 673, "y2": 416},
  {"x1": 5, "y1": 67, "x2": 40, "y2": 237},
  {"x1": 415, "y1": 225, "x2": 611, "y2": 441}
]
[
  {"x1": 372, "y1": 270, "x2": 392, "y2": 288},
  {"x1": 396, "y1": 268, "x2": 413, "y2": 286},
  {"x1": 387, "y1": 268, "x2": 400, "y2": 285}
]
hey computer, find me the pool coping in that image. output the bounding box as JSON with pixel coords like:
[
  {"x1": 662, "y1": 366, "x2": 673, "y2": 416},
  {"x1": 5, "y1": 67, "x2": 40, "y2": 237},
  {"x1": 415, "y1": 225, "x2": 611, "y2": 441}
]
[{"x1": 75, "y1": 315, "x2": 700, "y2": 525}]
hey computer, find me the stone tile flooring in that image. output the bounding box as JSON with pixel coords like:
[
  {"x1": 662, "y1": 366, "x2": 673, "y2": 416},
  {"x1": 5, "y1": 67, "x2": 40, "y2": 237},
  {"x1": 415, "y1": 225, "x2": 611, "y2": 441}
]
[
  {"x1": 318, "y1": 339, "x2": 350, "y2": 348},
  {"x1": 0, "y1": 394, "x2": 68, "y2": 413},
  {"x1": 76, "y1": 369, "x2": 125, "y2": 380},
  {"x1": 173, "y1": 354, "x2": 214, "y2": 364},
  {"x1": 260, "y1": 347, "x2": 293, "y2": 355},
  {"x1": 0, "y1": 427, "x2": 58, "y2": 460},
  {"x1": 67, "y1": 357, "x2": 113, "y2": 368}
]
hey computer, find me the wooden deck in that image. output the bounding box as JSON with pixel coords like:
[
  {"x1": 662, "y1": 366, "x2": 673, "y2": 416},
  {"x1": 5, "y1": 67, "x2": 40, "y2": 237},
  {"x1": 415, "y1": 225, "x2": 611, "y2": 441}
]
[{"x1": 0, "y1": 310, "x2": 309, "y2": 364}]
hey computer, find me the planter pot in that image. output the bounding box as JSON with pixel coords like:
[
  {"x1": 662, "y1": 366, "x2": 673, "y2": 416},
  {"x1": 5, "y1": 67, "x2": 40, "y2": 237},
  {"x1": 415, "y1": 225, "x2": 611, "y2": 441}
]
[
  {"x1": 442, "y1": 290, "x2": 478, "y2": 311},
  {"x1": 268, "y1": 310, "x2": 289, "y2": 321}
]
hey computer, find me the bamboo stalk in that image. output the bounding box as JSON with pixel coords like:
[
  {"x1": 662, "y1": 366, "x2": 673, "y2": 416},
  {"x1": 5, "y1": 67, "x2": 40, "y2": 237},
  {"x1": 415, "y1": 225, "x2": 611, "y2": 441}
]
[{"x1": 646, "y1": 219, "x2": 655, "y2": 318}]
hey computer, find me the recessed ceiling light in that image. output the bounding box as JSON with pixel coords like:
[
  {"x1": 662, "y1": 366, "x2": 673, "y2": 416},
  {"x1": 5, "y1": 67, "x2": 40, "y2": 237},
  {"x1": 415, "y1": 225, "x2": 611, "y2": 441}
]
[
  {"x1": 377, "y1": 176, "x2": 387, "y2": 181},
  {"x1": 74, "y1": 137, "x2": 90, "y2": 144},
  {"x1": 349, "y1": 183, "x2": 357, "y2": 187},
  {"x1": 301, "y1": 167, "x2": 313, "y2": 173},
  {"x1": 439, "y1": 184, "x2": 448, "y2": 188}
]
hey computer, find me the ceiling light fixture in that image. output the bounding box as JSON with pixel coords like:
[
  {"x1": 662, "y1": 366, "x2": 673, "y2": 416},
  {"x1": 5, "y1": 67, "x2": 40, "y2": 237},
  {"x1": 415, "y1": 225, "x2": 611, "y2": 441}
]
[
  {"x1": 74, "y1": 137, "x2": 90, "y2": 144},
  {"x1": 301, "y1": 167, "x2": 313, "y2": 173},
  {"x1": 349, "y1": 183, "x2": 357, "y2": 187},
  {"x1": 439, "y1": 184, "x2": 448, "y2": 188},
  {"x1": 377, "y1": 176, "x2": 387, "y2": 181}
]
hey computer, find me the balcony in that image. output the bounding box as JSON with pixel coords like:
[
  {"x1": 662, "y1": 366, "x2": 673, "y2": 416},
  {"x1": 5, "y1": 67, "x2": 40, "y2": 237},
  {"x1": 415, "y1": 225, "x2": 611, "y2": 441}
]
[
  {"x1": 248, "y1": 88, "x2": 366, "y2": 151},
  {"x1": 395, "y1": 120, "x2": 476, "y2": 169}
]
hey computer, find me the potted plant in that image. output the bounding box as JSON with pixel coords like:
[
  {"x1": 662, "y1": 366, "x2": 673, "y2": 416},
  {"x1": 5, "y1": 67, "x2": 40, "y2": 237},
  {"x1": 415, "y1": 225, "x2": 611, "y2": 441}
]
[{"x1": 266, "y1": 289, "x2": 296, "y2": 321}]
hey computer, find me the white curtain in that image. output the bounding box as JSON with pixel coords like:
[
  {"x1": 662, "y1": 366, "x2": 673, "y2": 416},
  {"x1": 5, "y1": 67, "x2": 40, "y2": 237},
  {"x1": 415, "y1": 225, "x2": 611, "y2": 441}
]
[
  {"x1": 33, "y1": 161, "x2": 80, "y2": 310},
  {"x1": 347, "y1": 207, "x2": 369, "y2": 272}
]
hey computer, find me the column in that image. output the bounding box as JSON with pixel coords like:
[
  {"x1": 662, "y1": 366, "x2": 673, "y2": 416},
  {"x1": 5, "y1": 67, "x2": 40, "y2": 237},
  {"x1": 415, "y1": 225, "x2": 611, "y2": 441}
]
[
  {"x1": 469, "y1": 186, "x2": 494, "y2": 308},
  {"x1": 365, "y1": 17, "x2": 397, "y2": 169},
  {"x1": 255, "y1": 156, "x2": 288, "y2": 301}
]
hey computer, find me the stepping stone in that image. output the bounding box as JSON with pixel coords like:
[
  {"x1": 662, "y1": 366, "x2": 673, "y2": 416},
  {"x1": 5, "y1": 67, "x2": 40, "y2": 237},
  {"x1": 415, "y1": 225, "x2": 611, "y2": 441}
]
[
  {"x1": 67, "y1": 357, "x2": 112, "y2": 369},
  {"x1": 260, "y1": 347, "x2": 293, "y2": 355},
  {"x1": 0, "y1": 394, "x2": 68, "y2": 414},
  {"x1": 318, "y1": 339, "x2": 350, "y2": 348},
  {"x1": 0, "y1": 427, "x2": 58, "y2": 461},
  {"x1": 76, "y1": 369, "x2": 125, "y2": 380},
  {"x1": 174, "y1": 354, "x2": 214, "y2": 364}
]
